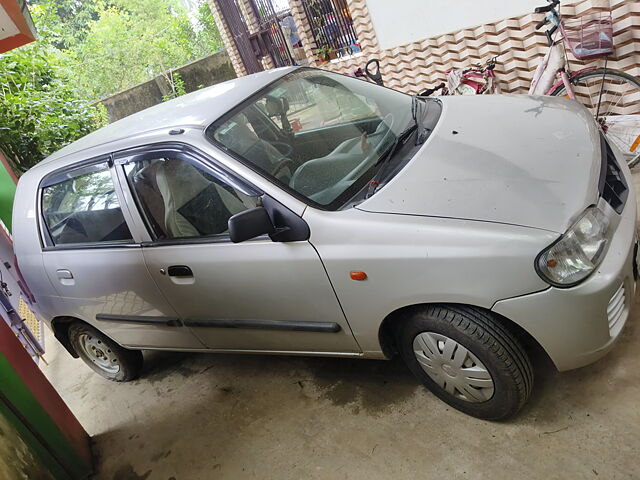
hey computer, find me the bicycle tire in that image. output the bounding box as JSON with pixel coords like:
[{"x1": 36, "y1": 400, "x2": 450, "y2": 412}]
[{"x1": 550, "y1": 68, "x2": 640, "y2": 168}]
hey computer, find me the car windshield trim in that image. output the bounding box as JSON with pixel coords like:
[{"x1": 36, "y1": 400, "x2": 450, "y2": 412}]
[{"x1": 206, "y1": 68, "x2": 438, "y2": 211}]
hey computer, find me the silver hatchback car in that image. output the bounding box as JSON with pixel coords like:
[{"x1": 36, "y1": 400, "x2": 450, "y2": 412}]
[{"x1": 13, "y1": 67, "x2": 637, "y2": 419}]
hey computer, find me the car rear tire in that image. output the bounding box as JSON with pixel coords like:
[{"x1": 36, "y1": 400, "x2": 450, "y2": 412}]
[
  {"x1": 396, "y1": 305, "x2": 533, "y2": 420},
  {"x1": 68, "y1": 322, "x2": 143, "y2": 382}
]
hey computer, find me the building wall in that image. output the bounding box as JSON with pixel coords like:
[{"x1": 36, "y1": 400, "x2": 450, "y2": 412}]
[
  {"x1": 208, "y1": 0, "x2": 249, "y2": 77},
  {"x1": 320, "y1": 0, "x2": 639, "y2": 100},
  {"x1": 207, "y1": 0, "x2": 638, "y2": 105},
  {"x1": 366, "y1": 0, "x2": 557, "y2": 51}
]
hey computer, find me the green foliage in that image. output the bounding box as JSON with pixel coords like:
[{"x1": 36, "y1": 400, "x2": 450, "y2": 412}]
[
  {"x1": 162, "y1": 71, "x2": 187, "y2": 102},
  {"x1": 0, "y1": 45, "x2": 106, "y2": 173},
  {"x1": 29, "y1": 0, "x2": 104, "y2": 50},
  {"x1": 195, "y1": 0, "x2": 223, "y2": 56},
  {"x1": 28, "y1": 0, "x2": 224, "y2": 99},
  {"x1": 0, "y1": 0, "x2": 224, "y2": 174},
  {"x1": 93, "y1": 101, "x2": 110, "y2": 125}
]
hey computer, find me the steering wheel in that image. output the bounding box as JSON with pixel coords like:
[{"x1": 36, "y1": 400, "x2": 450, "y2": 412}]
[
  {"x1": 268, "y1": 140, "x2": 294, "y2": 159},
  {"x1": 343, "y1": 113, "x2": 395, "y2": 182},
  {"x1": 271, "y1": 158, "x2": 296, "y2": 180}
]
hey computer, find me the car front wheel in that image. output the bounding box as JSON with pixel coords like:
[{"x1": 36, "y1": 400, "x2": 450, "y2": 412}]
[
  {"x1": 68, "y1": 322, "x2": 143, "y2": 382},
  {"x1": 397, "y1": 305, "x2": 533, "y2": 420}
]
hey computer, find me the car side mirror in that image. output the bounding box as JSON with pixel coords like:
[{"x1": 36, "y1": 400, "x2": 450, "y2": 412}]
[{"x1": 228, "y1": 207, "x2": 275, "y2": 243}]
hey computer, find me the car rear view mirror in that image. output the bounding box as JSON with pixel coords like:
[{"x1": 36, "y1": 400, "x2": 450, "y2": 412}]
[
  {"x1": 265, "y1": 95, "x2": 289, "y2": 115},
  {"x1": 265, "y1": 95, "x2": 292, "y2": 133},
  {"x1": 228, "y1": 207, "x2": 275, "y2": 243}
]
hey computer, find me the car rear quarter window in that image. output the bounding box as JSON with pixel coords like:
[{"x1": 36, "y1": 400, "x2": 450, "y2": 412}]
[{"x1": 41, "y1": 162, "x2": 132, "y2": 246}]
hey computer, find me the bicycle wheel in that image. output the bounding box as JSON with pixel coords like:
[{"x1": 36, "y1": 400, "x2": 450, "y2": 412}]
[{"x1": 550, "y1": 68, "x2": 640, "y2": 167}]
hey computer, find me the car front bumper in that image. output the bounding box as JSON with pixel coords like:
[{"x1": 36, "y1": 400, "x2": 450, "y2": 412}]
[{"x1": 492, "y1": 190, "x2": 638, "y2": 372}]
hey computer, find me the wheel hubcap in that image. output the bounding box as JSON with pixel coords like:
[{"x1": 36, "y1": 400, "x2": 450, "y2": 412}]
[
  {"x1": 78, "y1": 333, "x2": 120, "y2": 374},
  {"x1": 413, "y1": 332, "x2": 494, "y2": 403}
]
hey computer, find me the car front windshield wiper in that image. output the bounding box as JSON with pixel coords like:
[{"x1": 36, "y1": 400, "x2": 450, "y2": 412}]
[
  {"x1": 365, "y1": 95, "x2": 427, "y2": 198},
  {"x1": 365, "y1": 122, "x2": 416, "y2": 198}
]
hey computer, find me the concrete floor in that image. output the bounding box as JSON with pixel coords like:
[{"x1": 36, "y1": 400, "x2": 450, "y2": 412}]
[{"x1": 41, "y1": 176, "x2": 640, "y2": 480}]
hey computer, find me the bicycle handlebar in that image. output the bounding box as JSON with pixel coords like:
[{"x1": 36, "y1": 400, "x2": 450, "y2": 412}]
[
  {"x1": 365, "y1": 59, "x2": 384, "y2": 86},
  {"x1": 534, "y1": 0, "x2": 561, "y2": 46},
  {"x1": 534, "y1": 4, "x2": 554, "y2": 13},
  {"x1": 536, "y1": 18, "x2": 549, "y2": 29},
  {"x1": 534, "y1": 0, "x2": 559, "y2": 15}
]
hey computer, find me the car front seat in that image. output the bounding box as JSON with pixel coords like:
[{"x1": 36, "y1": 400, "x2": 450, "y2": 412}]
[
  {"x1": 217, "y1": 116, "x2": 293, "y2": 182},
  {"x1": 155, "y1": 158, "x2": 255, "y2": 238}
]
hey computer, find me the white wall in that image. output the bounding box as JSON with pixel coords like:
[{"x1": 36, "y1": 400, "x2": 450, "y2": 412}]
[
  {"x1": 367, "y1": 0, "x2": 544, "y2": 50},
  {"x1": 0, "y1": 4, "x2": 20, "y2": 41}
]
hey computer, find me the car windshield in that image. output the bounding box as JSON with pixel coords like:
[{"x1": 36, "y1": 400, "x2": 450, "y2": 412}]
[{"x1": 207, "y1": 69, "x2": 437, "y2": 210}]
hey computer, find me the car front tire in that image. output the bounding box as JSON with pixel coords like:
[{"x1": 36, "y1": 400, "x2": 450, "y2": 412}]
[
  {"x1": 68, "y1": 322, "x2": 143, "y2": 382},
  {"x1": 397, "y1": 305, "x2": 533, "y2": 420}
]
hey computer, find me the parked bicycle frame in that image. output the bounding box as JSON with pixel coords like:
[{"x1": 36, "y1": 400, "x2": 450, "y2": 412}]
[
  {"x1": 358, "y1": 58, "x2": 500, "y2": 97},
  {"x1": 360, "y1": 1, "x2": 640, "y2": 167},
  {"x1": 528, "y1": 0, "x2": 640, "y2": 166},
  {"x1": 420, "y1": 57, "x2": 500, "y2": 96}
]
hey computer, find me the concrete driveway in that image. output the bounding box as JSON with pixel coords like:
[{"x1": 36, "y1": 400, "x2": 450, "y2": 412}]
[{"x1": 41, "y1": 176, "x2": 640, "y2": 480}]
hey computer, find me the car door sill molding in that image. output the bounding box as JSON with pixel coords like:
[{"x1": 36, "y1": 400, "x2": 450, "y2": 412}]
[
  {"x1": 96, "y1": 313, "x2": 182, "y2": 327},
  {"x1": 182, "y1": 318, "x2": 341, "y2": 333}
]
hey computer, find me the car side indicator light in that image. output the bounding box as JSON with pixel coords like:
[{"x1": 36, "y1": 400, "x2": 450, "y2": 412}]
[{"x1": 350, "y1": 271, "x2": 367, "y2": 281}]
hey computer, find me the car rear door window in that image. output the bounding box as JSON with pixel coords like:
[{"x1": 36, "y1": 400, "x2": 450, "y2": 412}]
[
  {"x1": 123, "y1": 156, "x2": 258, "y2": 240},
  {"x1": 42, "y1": 163, "x2": 132, "y2": 246}
]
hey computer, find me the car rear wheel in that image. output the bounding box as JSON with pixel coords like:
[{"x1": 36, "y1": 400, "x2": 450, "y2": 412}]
[
  {"x1": 68, "y1": 322, "x2": 143, "y2": 382},
  {"x1": 396, "y1": 305, "x2": 533, "y2": 420}
]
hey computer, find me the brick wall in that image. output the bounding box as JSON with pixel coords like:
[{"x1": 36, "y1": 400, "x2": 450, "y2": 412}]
[{"x1": 320, "y1": 0, "x2": 639, "y2": 98}]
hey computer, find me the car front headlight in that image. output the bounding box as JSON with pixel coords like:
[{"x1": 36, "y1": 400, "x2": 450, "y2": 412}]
[{"x1": 536, "y1": 206, "x2": 610, "y2": 287}]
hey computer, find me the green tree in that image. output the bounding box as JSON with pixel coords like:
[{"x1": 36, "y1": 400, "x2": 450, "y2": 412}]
[
  {"x1": 29, "y1": 0, "x2": 105, "y2": 50},
  {"x1": 0, "y1": 45, "x2": 106, "y2": 173},
  {"x1": 0, "y1": 0, "x2": 224, "y2": 174},
  {"x1": 31, "y1": 0, "x2": 224, "y2": 98},
  {"x1": 162, "y1": 71, "x2": 187, "y2": 102},
  {"x1": 194, "y1": 0, "x2": 223, "y2": 57}
]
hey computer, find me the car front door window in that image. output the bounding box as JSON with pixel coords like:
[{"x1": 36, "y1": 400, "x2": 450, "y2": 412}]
[{"x1": 123, "y1": 156, "x2": 258, "y2": 240}]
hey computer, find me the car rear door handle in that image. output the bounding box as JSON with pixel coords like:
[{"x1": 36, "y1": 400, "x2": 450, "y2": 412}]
[{"x1": 167, "y1": 265, "x2": 193, "y2": 277}]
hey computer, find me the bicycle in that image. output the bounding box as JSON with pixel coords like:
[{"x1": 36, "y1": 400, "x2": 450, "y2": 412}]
[
  {"x1": 529, "y1": 0, "x2": 640, "y2": 167},
  {"x1": 420, "y1": 56, "x2": 501, "y2": 96},
  {"x1": 358, "y1": 57, "x2": 501, "y2": 96}
]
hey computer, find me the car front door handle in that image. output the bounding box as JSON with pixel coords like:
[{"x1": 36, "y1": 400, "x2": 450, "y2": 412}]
[
  {"x1": 56, "y1": 269, "x2": 74, "y2": 279},
  {"x1": 55, "y1": 269, "x2": 75, "y2": 286},
  {"x1": 167, "y1": 265, "x2": 193, "y2": 277}
]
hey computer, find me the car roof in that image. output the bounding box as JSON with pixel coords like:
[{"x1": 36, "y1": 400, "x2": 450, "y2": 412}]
[{"x1": 38, "y1": 66, "x2": 298, "y2": 167}]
